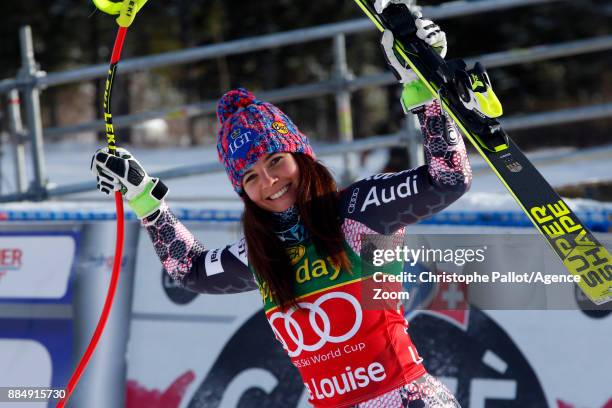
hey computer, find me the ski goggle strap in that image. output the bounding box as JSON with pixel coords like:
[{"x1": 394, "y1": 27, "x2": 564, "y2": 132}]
[{"x1": 92, "y1": 0, "x2": 149, "y2": 27}]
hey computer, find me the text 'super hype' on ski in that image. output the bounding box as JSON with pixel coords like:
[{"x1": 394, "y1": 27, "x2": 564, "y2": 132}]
[{"x1": 353, "y1": 0, "x2": 611, "y2": 305}]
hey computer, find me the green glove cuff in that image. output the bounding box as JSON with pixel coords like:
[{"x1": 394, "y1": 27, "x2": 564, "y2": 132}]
[
  {"x1": 128, "y1": 178, "x2": 168, "y2": 218},
  {"x1": 401, "y1": 79, "x2": 434, "y2": 113}
]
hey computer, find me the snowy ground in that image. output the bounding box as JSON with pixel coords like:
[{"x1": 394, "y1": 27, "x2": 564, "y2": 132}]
[{"x1": 1, "y1": 140, "x2": 611, "y2": 214}]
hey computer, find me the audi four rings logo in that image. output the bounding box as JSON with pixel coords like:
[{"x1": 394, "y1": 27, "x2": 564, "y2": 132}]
[
  {"x1": 347, "y1": 188, "x2": 359, "y2": 214},
  {"x1": 268, "y1": 292, "x2": 363, "y2": 357}
]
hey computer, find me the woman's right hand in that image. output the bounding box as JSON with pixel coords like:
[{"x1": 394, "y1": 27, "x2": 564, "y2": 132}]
[{"x1": 90, "y1": 147, "x2": 168, "y2": 218}]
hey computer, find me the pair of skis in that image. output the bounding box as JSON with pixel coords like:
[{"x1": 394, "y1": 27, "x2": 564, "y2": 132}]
[{"x1": 353, "y1": 0, "x2": 611, "y2": 305}]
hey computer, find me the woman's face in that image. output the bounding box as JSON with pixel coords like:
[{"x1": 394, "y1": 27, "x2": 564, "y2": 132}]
[{"x1": 243, "y1": 152, "x2": 300, "y2": 212}]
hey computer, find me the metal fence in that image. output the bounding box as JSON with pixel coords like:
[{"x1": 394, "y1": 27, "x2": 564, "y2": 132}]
[{"x1": 1, "y1": 0, "x2": 611, "y2": 203}]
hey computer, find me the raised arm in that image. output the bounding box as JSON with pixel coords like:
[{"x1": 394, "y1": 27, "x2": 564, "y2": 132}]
[
  {"x1": 91, "y1": 147, "x2": 258, "y2": 294},
  {"x1": 339, "y1": 99, "x2": 471, "y2": 235},
  {"x1": 339, "y1": 15, "x2": 471, "y2": 235}
]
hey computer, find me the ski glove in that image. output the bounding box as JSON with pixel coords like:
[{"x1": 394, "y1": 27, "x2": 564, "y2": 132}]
[
  {"x1": 414, "y1": 11, "x2": 447, "y2": 58},
  {"x1": 380, "y1": 9, "x2": 447, "y2": 112},
  {"x1": 375, "y1": 1, "x2": 447, "y2": 57},
  {"x1": 90, "y1": 147, "x2": 168, "y2": 219}
]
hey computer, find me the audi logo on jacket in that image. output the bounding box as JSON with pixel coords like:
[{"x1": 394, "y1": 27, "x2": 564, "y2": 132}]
[{"x1": 143, "y1": 100, "x2": 472, "y2": 407}]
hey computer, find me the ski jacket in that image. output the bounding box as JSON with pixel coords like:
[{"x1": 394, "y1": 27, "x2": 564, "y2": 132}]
[{"x1": 143, "y1": 101, "x2": 471, "y2": 407}]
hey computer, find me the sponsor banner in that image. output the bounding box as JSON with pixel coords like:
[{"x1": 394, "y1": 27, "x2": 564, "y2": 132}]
[
  {"x1": 485, "y1": 310, "x2": 612, "y2": 408},
  {"x1": 126, "y1": 318, "x2": 255, "y2": 408},
  {"x1": 0, "y1": 319, "x2": 72, "y2": 394},
  {"x1": 126, "y1": 311, "x2": 307, "y2": 408},
  {"x1": 0, "y1": 339, "x2": 51, "y2": 388},
  {"x1": 0, "y1": 233, "x2": 76, "y2": 301},
  {"x1": 127, "y1": 307, "x2": 612, "y2": 408}
]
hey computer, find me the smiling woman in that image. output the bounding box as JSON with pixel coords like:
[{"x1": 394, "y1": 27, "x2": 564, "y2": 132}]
[
  {"x1": 90, "y1": 11, "x2": 469, "y2": 408},
  {"x1": 91, "y1": 84, "x2": 470, "y2": 407},
  {"x1": 242, "y1": 153, "x2": 300, "y2": 213}
]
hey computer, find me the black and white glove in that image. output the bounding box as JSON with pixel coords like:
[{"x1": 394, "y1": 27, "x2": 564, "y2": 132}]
[
  {"x1": 414, "y1": 11, "x2": 447, "y2": 58},
  {"x1": 377, "y1": 2, "x2": 448, "y2": 112},
  {"x1": 374, "y1": 0, "x2": 447, "y2": 58},
  {"x1": 90, "y1": 147, "x2": 168, "y2": 218}
]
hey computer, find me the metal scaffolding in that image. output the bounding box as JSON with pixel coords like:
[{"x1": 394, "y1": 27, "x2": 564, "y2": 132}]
[{"x1": 2, "y1": 0, "x2": 611, "y2": 203}]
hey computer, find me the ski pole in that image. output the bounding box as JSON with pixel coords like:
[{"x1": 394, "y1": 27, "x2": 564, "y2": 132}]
[{"x1": 56, "y1": 1, "x2": 148, "y2": 406}]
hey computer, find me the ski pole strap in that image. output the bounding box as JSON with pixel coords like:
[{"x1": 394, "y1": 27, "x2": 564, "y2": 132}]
[{"x1": 92, "y1": 0, "x2": 149, "y2": 27}]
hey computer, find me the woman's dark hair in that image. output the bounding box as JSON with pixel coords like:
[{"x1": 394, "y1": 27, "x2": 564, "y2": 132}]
[{"x1": 242, "y1": 153, "x2": 351, "y2": 309}]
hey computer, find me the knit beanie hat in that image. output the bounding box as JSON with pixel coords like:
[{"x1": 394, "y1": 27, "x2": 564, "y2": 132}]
[{"x1": 216, "y1": 88, "x2": 315, "y2": 195}]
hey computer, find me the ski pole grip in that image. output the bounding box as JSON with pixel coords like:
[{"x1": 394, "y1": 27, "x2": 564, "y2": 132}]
[{"x1": 92, "y1": 0, "x2": 149, "y2": 27}]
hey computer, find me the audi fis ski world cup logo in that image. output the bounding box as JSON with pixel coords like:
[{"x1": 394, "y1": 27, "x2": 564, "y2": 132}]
[
  {"x1": 268, "y1": 291, "x2": 363, "y2": 358},
  {"x1": 272, "y1": 121, "x2": 289, "y2": 134}
]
